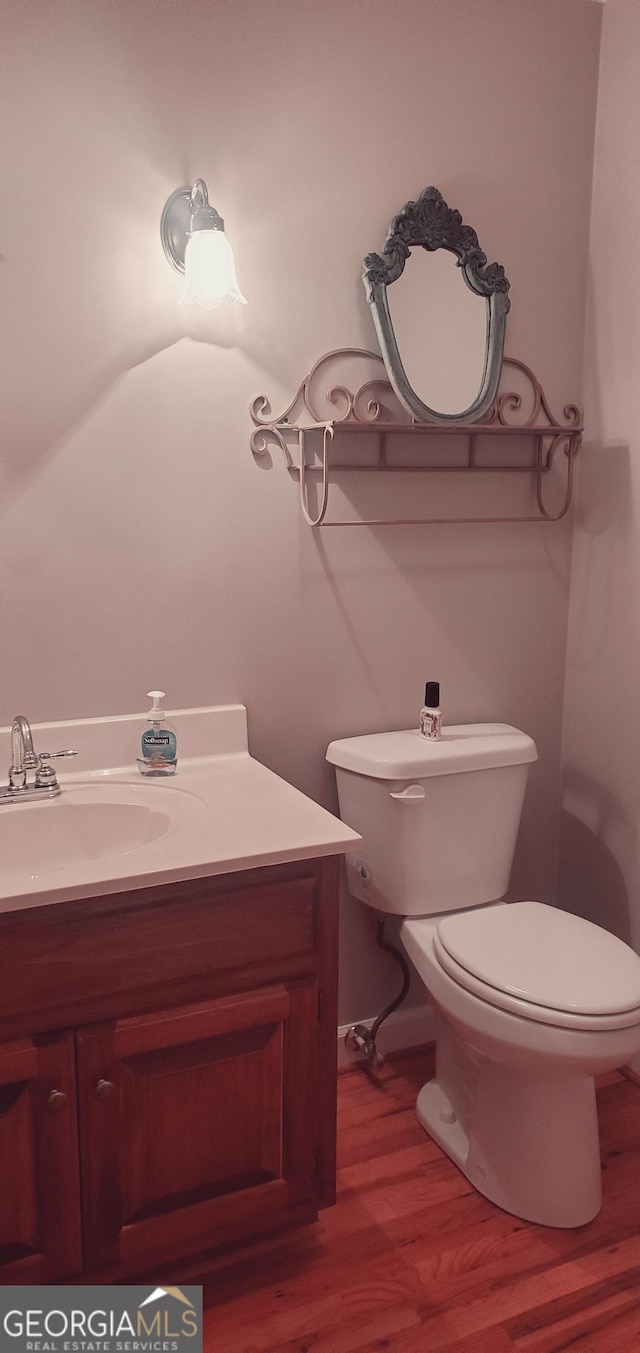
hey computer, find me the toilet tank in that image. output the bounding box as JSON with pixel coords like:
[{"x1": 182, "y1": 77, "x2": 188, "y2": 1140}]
[{"x1": 326, "y1": 723, "x2": 537, "y2": 917}]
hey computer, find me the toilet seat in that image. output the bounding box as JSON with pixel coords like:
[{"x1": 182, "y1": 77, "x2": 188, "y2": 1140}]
[{"x1": 431, "y1": 901, "x2": 640, "y2": 1032}]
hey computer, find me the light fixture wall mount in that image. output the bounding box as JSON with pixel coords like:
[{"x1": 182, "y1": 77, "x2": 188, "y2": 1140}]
[
  {"x1": 161, "y1": 179, "x2": 224, "y2": 274},
  {"x1": 161, "y1": 178, "x2": 247, "y2": 310}
]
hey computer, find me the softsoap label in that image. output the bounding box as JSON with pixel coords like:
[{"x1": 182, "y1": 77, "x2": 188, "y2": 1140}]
[
  {"x1": 0, "y1": 1286, "x2": 202, "y2": 1353},
  {"x1": 141, "y1": 729, "x2": 177, "y2": 763}
]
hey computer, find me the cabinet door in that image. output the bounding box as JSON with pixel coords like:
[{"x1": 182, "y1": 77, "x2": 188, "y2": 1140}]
[
  {"x1": 77, "y1": 982, "x2": 319, "y2": 1276},
  {"x1": 0, "y1": 1031, "x2": 82, "y2": 1282}
]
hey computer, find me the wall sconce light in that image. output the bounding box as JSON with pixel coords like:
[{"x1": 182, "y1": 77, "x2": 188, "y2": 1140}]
[{"x1": 160, "y1": 179, "x2": 247, "y2": 311}]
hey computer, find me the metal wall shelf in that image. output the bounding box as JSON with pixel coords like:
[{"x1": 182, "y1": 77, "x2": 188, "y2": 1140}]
[{"x1": 249, "y1": 349, "x2": 583, "y2": 527}]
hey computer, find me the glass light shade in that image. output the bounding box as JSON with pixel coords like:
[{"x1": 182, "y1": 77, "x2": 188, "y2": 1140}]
[{"x1": 179, "y1": 229, "x2": 247, "y2": 310}]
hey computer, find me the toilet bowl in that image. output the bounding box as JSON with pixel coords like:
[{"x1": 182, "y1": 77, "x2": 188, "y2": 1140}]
[
  {"x1": 326, "y1": 723, "x2": 640, "y2": 1228},
  {"x1": 401, "y1": 902, "x2": 640, "y2": 1227}
]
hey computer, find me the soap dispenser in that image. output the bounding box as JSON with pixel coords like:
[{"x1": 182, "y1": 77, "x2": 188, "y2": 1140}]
[{"x1": 137, "y1": 691, "x2": 178, "y2": 776}]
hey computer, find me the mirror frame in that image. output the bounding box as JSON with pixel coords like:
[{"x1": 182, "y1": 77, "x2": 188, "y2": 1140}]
[{"x1": 362, "y1": 187, "x2": 511, "y2": 425}]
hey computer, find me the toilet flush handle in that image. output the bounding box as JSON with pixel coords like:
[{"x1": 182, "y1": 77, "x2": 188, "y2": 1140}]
[{"x1": 389, "y1": 784, "x2": 426, "y2": 802}]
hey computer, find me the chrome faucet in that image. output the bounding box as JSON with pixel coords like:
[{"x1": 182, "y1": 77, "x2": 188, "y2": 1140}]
[
  {"x1": 9, "y1": 715, "x2": 37, "y2": 790},
  {"x1": 1, "y1": 714, "x2": 78, "y2": 803}
]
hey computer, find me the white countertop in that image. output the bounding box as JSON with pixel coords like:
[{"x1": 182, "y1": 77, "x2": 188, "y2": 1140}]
[{"x1": 0, "y1": 705, "x2": 361, "y2": 914}]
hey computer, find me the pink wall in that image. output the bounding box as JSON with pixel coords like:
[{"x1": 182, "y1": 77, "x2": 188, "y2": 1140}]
[
  {"x1": 1, "y1": 0, "x2": 601, "y2": 1022},
  {"x1": 561, "y1": 0, "x2": 640, "y2": 1001}
]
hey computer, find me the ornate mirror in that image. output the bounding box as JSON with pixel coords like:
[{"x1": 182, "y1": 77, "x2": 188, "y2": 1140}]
[{"x1": 362, "y1": 187, "x2": 510, "y2": 424}]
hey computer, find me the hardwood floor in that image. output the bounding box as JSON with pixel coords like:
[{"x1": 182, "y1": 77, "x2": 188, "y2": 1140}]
[{"x1": 199, "y1": 1050, "x2": 640, "y2": 1352}]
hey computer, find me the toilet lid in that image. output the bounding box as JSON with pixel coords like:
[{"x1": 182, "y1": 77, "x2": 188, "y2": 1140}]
[{"x1": 435, "y1": 901, "x2": 640, "y2": 1017}]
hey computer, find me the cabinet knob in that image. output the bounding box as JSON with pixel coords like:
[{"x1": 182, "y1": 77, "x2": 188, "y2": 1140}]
[
  {"x1": 95, "y1": 1079, "x2": 115, "y2": 1100},
  {"x1": 46, "y1": 1089, "x2": 67, "y2": 1112}
]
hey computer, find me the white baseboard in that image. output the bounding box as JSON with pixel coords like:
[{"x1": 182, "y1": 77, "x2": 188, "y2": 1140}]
[{"x1": 337, "y1": 1001, "x2": 434, "y2": 1070}]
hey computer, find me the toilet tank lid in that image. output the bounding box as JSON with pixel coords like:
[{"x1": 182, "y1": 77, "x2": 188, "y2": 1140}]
[{"x1": 326, "y1": 723, "x2": 537, "y2": 780}]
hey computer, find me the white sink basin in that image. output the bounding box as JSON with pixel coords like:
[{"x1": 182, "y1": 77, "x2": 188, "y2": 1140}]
[{"x1": 0, "y1": 781, "x2": 207, "y2": 879}]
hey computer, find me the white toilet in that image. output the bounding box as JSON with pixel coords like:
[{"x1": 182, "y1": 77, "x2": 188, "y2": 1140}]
[{"x1": 326, "y1": 722, "x2": 640, "y2": 1228}]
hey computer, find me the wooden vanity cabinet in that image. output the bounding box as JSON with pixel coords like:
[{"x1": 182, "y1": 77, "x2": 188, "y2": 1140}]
[
  {"x1": 0, "y1": 854, "x2": 339, "y2": 1284},
  {"x1": 0, "y1": 1030, "x2": 82, "y2": 1282}
]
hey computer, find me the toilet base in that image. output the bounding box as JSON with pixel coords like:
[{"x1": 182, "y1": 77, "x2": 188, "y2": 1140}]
[{"x1": 417, "y1": 1016, "x2": 602, "y2": 1228}]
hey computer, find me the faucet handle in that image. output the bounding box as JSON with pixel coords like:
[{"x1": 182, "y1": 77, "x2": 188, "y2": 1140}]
[
  {"x1": 38, "y1": 750, "x2": 78, "y2": 761},
  {"x1": 34, "y1": 749, "x2": 78, "y2": 790}
]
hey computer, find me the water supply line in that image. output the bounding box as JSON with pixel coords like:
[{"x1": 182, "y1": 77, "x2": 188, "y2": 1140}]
[{"x1": 345, "y1": 915, "x2": 411, "y2": 1068}]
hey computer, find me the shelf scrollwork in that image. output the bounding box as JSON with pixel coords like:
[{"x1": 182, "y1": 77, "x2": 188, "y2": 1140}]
[{"x1": 249, "y1": 348, "x2": 583, "y2": 527}]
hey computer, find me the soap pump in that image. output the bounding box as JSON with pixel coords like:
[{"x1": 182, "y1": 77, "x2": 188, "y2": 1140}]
[
  {"x1": 419, "y1": 681, "x2": 442, "y2": 741},
  {"x1": 137, "y1": 691, "x2": 178, "y2": 776}
]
